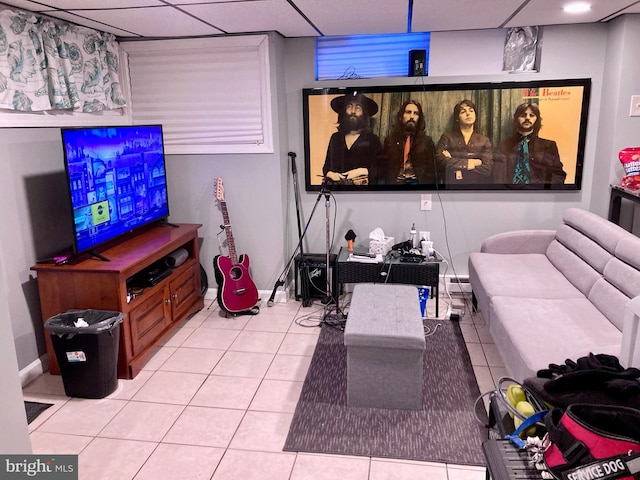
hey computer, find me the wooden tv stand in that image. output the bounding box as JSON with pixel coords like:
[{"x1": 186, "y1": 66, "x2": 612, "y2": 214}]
[{"x1": 31, "y1": 223, "x2": 205, "y2": 379}]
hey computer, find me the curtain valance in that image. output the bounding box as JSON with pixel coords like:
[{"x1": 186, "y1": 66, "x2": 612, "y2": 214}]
[{"x1": 0, "y1": 9, "x2": 126, "y2": 112}]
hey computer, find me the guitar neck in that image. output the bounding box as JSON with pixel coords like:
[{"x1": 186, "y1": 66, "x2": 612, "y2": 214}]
[{"x1": 220, "y1": 202, "x2": 238, "y2": 265}]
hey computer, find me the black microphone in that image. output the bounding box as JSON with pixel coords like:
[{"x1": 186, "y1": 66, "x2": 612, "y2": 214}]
[{"x1": 289, "y1": 152, "x2": 297, "y2": 174}]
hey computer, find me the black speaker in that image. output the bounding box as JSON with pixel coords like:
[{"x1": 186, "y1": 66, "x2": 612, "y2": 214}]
[
  {"x1": 409, "y1": 49, "x2": 426, "y2": 76},
  {"x1": 294, "y1": 253, "x2": 337, "y2": 305}
]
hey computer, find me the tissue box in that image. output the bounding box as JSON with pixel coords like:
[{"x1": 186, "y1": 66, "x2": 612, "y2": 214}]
[{"x1": 369, "y1": 236, "x2": 394, "y2": 255}]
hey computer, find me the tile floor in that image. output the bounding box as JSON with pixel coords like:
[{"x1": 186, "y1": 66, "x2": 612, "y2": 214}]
[{"x1": 23, "y1": 291, "x2": 507, "y2": 480}]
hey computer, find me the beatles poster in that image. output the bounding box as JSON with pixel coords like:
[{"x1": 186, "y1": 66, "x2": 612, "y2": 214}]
[{"x1": 303, "y1": 78, "x2": 590, "y2": 191}]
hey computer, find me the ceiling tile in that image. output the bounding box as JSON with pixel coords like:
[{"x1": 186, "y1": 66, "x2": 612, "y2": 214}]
[
  {"x1": 505, "y1": 0, "x2": 640, "y2": 28},
  {"x1": 412, "y1": 0, "x2": 518, "y2": 32},
  {"x1": 0, "y1": 0, "x2": 53, "y2": 12},
  {"x1": 32, "y1": 0, "x2": 163, "y2": 8},
  {"x1": 67, "y1": 6, "x2": 224, "y2": 37},
  {"x1": 46, "y1": 11, "x2": 143, "y2": 37},
  {"x1": 293, "y1": 0, "x2": 408, "y2": 36},
  {"x1": 181, "y1": 0, "x2": 319, "y2": 37}
]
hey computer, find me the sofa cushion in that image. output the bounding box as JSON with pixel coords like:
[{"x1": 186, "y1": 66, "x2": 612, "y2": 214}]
[
  {"x1": 489, "y1": 296, "x2": 622, "y2": 381},
  {"x1": 469, "y1": 252, "x2": 584, "y2": 322},
  {"x1": 546, "y1": 240, "x2": 602, "y2": 297},
  {"x1": 563, "y1": 207, "x2": 631, "y2": 253}
]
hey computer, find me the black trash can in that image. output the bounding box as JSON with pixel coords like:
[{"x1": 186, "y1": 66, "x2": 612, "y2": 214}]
[{"x1": 45, "y1": 309, "x2": 124, "y2": 399}]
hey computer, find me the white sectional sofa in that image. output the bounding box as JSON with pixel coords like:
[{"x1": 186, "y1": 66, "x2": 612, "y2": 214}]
[{"x1": 469, "y1": 208, "x2": 640, "y2": 381}]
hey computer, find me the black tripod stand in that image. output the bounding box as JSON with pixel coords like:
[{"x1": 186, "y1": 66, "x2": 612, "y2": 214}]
[{"x1": 267, "y1": 153, "x2": 329, "y2": 307}]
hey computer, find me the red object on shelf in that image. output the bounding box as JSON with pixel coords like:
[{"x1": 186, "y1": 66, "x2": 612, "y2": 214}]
[{"x1": 619, "y1": 147, "x2": 640, "y2": 189}]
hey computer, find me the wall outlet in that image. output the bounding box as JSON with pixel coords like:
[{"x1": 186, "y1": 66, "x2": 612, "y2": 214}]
[
  {"x1": 419, "y1": 231, "x2": 430, "y2": 241},
  {"x1": 420, "y1": 194, "x2": 432, "y2": 211},
  {"x1": 631, "y1": 95, "x2": 640, "y2": 117}
]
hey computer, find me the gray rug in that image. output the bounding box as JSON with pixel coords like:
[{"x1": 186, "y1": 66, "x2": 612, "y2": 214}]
[
  {"x1": 25, "y1": 401, "x2": 53, "y2": 424},
  {"x1": 283, "y1": 319, "x2": 488, "y2": 465}
]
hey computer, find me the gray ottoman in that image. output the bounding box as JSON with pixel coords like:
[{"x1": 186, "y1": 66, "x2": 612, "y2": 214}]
[{"x1": 344, "y1": 283, "x2": 426, "y2": 410}]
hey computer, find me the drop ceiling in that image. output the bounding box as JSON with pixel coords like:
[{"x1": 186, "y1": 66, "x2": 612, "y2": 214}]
[{"x1": 0, "y1": 0, "x2": 639, "y2": 39}]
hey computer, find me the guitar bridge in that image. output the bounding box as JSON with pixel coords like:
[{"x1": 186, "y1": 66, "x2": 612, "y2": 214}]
[{"x1": 233, "y1": 288, "x2": 247, "y2": 295}]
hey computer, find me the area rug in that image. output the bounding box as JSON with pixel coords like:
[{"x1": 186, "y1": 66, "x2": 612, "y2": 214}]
[
  {"x1": 25, "y1": 401, "x2": 53, "y2": 424},
  {"x1": 283, "y1": 319, "x2": 489, "y2": 466}
]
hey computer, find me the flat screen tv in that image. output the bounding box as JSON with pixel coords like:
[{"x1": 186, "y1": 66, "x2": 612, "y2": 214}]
[{"x1": 61, "y1": 124, "x2": 170, "y2": 257}]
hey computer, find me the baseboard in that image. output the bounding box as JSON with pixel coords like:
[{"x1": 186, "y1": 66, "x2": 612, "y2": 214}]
[
  {"x1": 258, "y1": 289, "x2": 289, "y2": 304},
  {"x1": 19, "y1": 355, "x2": 47, "y2": 387},
  {"x1": 442, "y1": 274, "x2": 472, "y2": 294},
  {"x1": 205, "y1": 287, "x2": 289, "y2": 304}
]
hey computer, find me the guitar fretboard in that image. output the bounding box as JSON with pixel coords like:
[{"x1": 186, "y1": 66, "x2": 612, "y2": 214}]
[{"x1": 220, "y1": 202, "x2": 238, "y2": 265}]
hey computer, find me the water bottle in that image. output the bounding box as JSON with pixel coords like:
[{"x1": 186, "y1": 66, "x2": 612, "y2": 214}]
[{"x1": 410, "y1": 223, "x2": 417, "y2": 249}]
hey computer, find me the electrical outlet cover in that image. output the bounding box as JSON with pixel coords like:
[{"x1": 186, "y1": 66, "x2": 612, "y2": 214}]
[{"x1": 420, "y1": 194, "x2": 432, "y2": 211}]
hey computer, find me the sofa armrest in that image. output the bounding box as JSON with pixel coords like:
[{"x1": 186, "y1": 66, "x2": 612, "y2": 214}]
[
  {"x1": 621, "y1": 296, "x2": 640, "y2": 368},
  {"x1": 480, "y1": 230, "x2": 556, "y2": 254}
]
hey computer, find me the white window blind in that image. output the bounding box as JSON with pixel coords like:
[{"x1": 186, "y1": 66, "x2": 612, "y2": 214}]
[
  {"x1": 122, "y1": 35, "x2": 273, "y2": 154},
  {"x1": 316, "y1": 33, "x2": 430, "y2": 80}
]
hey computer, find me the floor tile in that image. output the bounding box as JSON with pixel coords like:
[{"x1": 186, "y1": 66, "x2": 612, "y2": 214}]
[
  {"x1": 132, "y1": 371, "x2": 207, "y2": 405},
  {"x1": 158, "y1": 347, "x2": 225, "y2": 374},
  {"x1": 211, "y1": 449, "x2": 296, "y2": 480},
  {"x1": 198, "y1": 314, "x2": 249, "y2": 331},
  {"x1": 29, "y1": 431, "x2": 93, "y2": 454},
  {"x1": 249, "y1": 379, "x2": 303, "y2": 413},
  {"x1": 466, "y1": 342, "x2": 488, "y2": 366},
  {"x1": 141, "y1": 346, "x2": 177, "y2": 371},
  {"x1": 181, "y1": 327, "x2": 240, "y2": 349},
  {"x1": 474, "y1": 322, "x2": 494, "y2": 344},
  {"x1": 290, "y1": 453, "x2": 370, "y2": 480},
  {"x1": 482, "y1": 343, "x2": 505, "y2": 367},
  {"x1": 98, "y1": 401, "x2": 184, "y2": 441},
  {"x1": 370, "y1": 458, "x2": 448, "y2": 480},
  {"x1": 447, "y1": 464, "x2": 488, "y2": 480},
  {"x1": 460, "y1": 322, "x2": 480, "y2": 343},
  {"x1": 162, "y1": 406, "x2": 245, "y2": 447},
  {"x1": 190, "y1": 375, "x2": 262, "y2": 409},
  {"x1": 243, "y1": 313, "x2": 293, "y2": 332},
  {"x1": 264, "y1": 354, "x2": 312, "y2": 382},
  {"x1": 211, "y1": 351, "x2": 275, "y2": 378},
  {"x1": 23, "y1": 393, "x2": 69, "y2": 432},
  {"x1": 134, "y1": 443, "x2": 224, "y2": 480},
  {"x1": 228, "y1": 410, "x2": 293, "y2": 452},
  {"x1": 23, "y1": 372, "x2": 66, "y2": 396},
  {"x1": 36, "y1": 398, "x2": 127, "y2": 436},
  {"x1": 277, "y1": 332, "x2": 319, "y2": 356},
  {"x1": 160, "y1": 326, "x2": 197, "y2": 347},
  {"x1": 78, "y1": 437, "x2": 157, "y2": 480},
  {"x1": 229, "y1": 330, "x2": 286, "y2": 354},
  {"x1": 107, "y1": 370, "x2": 153, "y2": 400},
  {"x1": 490, "y1": 365, "x2": 510, "y2": 384}
]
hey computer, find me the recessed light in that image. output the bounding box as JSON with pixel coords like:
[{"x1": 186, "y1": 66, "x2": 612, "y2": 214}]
[{"x1": 563, "y1": 2, "x2": 591, "y2": 14}]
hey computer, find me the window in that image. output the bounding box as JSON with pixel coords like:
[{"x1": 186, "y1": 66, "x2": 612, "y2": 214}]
[
  {"x1": 316, "y1": 33, "x2": 430, "y2": 80},
  {"x1": 122, "y1": 35, "x2": 273, "y2": 155}
]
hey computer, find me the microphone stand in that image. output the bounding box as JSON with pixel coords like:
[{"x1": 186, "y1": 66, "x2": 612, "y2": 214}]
[
  {"x1": 267, "y1": 157, "x2": 326, "y2": 307},
  {"x1": 321, "y1": 189, "x2": 333, "y2": 305}
]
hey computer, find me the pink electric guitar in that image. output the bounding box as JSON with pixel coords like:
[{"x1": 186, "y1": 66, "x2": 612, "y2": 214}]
[{"x1": 213, "y1": 178, "x2": 259, "y2": 313}]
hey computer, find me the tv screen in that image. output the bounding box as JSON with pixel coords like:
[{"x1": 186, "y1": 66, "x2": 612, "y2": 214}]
[{"x1": 61, "y1": 124, "x2": 170, "y2": 256}]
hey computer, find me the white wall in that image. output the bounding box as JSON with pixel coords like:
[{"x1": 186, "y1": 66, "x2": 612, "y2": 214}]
[{"x1": 283, "y1": 23, "x2": 614, "y2": 273}]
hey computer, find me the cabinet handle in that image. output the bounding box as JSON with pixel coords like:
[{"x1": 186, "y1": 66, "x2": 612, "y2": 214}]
[
  {"x1": 173, "y1": 293, "x2": 178, "y2": 301},
  {"x1": 165, "y1": 298, "x2": 171, "y2": 305}
]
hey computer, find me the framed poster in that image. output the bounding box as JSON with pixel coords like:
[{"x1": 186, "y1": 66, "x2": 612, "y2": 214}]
[{"x1": 303, "y1": 78, "x2": 591, "y2": 191}]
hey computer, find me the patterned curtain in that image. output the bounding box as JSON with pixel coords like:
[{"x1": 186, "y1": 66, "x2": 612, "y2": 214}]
[{"x1": 0, "y1": 9, "x2": 126, "y2": 112}]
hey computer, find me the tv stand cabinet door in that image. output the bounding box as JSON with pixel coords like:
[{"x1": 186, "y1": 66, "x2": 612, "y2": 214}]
[
  {"x1": 128, "y1": 288, "x2": 171, "y2": 358},
  {"x1": 169, "y1": 262, "x2": 201, "y2": 322}
]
